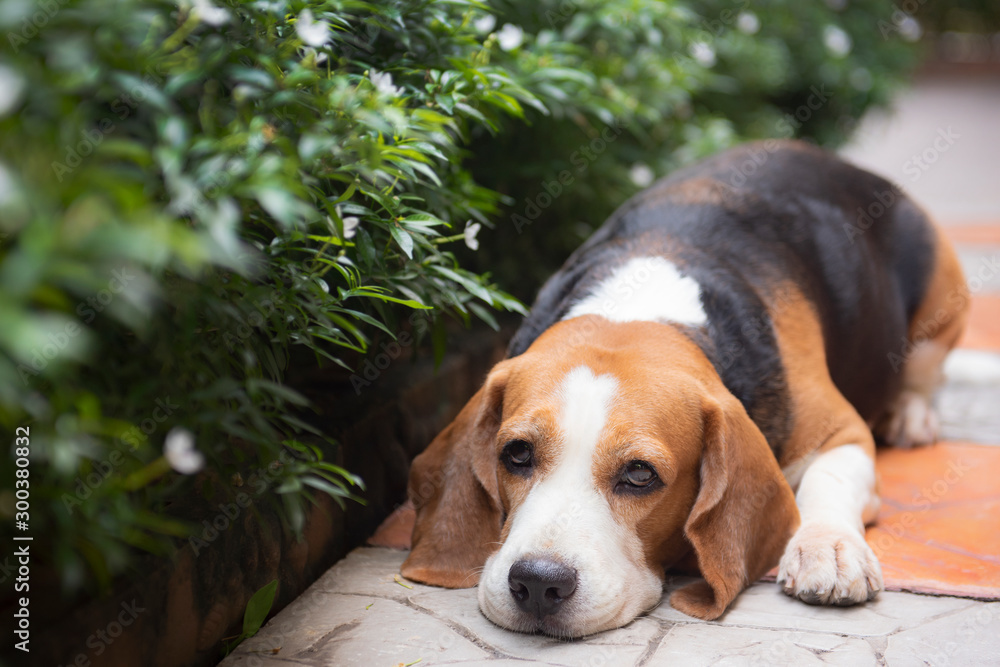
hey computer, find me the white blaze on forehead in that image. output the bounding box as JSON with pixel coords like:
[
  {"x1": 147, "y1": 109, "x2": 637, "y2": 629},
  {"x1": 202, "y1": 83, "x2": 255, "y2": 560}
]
[
  {"x1": 506, "y1": 366, "x2": 616, "y2": 526},
  {"x1": 558, "y1": 365, "x2": 618, "y2": 462},
  {"x1": 564, "y1": 256, "x2": 707, "y2": 326},
  {"x1": 498, "y1": 365, "x2": 618, "y2": 550}
]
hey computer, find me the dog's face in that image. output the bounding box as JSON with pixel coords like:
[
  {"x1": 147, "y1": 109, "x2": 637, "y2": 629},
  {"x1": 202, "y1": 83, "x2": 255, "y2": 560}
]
[{"x1": 402, "y1": 316, "x2": 798, "y2": 637}]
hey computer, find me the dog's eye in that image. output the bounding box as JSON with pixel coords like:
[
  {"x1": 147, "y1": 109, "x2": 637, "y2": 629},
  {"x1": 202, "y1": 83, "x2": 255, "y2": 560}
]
[
  {"x1": 501, "y1": 439, "x2": 533, "y2": 472},
  {"x1": 618, "y1": 460, "x2": 659, "y2": 492}
]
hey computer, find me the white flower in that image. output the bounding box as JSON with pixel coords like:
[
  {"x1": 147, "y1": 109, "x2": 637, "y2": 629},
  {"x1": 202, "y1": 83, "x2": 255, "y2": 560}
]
[
  {"x1": 629, "y1": 163, "x2": 654, "y2": 188},
  {"x1": 899, "y1": 16, "x2": 922, "y2": 42},
  {"x1": 297, "y1": 9, "x2": 330, "y2": 47},
  {"x1": 823, "y1": 25, "x2": 852, "y2": 57},
  {"x1": 474, "y1": 14, "x2": 496, "y2": 35},
  {"x1": 302, "y1": 47, "x2": 328, "y2": 65},
  {"x1": 690, "y1": 41, "x2": 716, "y2": 67},
  {"x1": 370, "y1": 69, "x2": 402, "y2": 96},
  {"x1": 464, "y1": 221, "x2": 481, "y2": 250},
  {"x1": 336, "y1": 207, "x2": 359, "y2": 239},
  {"x1": 191, "y1": 0, "x2": 230, "y2": 26},
  {"x1": 736, "y1": 11, "x2": 760, "y2": 35},
  {"x1": 164, "y1": 428, "x2": 204, "y2": 475},
  {"x1": 497, "y1": 24, "x2": 524, "y2": 51},
  {"x1": 0, "y1": 64, "x2": 25, "y2": 117}
]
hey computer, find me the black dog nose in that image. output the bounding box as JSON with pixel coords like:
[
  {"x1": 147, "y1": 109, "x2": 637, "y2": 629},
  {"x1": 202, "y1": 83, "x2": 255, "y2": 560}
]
[{"x1": 508, "y1": 558, "x2": 578, "y2": 618}]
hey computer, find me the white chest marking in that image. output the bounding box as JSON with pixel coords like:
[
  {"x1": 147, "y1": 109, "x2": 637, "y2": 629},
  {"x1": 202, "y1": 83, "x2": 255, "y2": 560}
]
[{"x1": 563, "y1": 256, "x2": 707, "y2": 326}]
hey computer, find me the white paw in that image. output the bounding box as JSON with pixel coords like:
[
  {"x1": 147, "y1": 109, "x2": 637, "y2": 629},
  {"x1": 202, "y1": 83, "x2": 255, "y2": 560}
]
[
  {"x1": 777, "y1": 521, "x2": 883, "y2": 606},
  {"x1": 882, "y1": 391, "x2": 939, "y2": 448}
]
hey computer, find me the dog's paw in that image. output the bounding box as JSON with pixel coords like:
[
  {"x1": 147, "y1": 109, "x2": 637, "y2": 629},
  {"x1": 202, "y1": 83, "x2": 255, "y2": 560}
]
[
  {"x1": 881, "y1": 390, "x2": 939, "y2": 448},
  {"x1": 777, "y1": 521, "x2": 883, "y2": 606}
]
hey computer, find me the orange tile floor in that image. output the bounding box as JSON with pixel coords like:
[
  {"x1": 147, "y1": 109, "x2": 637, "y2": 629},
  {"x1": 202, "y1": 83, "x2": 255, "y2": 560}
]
[
  {"x1": 375, "y1": 229, "x2": 1000, "y2": 601},
  {"x1": 869, "y1": 224, "x2": 1000, "y2": 599},
  {"x1": 867, "y1": 442, "x2": 1000, "y2": 598}
]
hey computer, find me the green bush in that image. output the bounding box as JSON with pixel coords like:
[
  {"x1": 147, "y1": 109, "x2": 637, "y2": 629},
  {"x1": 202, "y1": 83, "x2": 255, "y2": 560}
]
[
  {"x1": 467, "y1": 0, "x2": 924, "y2": 293},
  {"x1": 0, "y1": 0, "x2": 918, "y2": 593}
]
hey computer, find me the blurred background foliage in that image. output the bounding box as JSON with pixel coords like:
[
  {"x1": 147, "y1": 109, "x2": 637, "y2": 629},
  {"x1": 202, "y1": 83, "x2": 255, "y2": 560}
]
[{"x1": 0, "y1": 0, "x2": 930, "y2": 595}]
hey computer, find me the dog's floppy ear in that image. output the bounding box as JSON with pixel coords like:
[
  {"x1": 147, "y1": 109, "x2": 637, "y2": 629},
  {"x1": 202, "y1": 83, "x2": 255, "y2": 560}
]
[
  {"x1": 400, "y1": 364, "x2": 508, "y2": 588},
  {"x1": 671, "y1": 395, "x2": 800, "y2": 620}
]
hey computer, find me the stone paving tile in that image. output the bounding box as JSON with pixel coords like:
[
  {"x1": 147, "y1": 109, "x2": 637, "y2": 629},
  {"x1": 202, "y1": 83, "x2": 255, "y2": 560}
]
[
  {"x1": 648, "y1": 624, "x2": 878, "y2": 666},
  {"x1": 293, "y1": 596, "x2": 492, "y2": 665},
  {"x1": 222, "y1": 547, "x2": 1000, "y2": 667},
  {"x1": 222, "y1": 592, "x2": 491, "y2": 666},
  {"x1": 884, "y1": 601, "x2": 1000, "y2": 667},
  {"x1": 650, "y1": 577, "x2": 973, "y2": 637},
  {"x1": 408, "y1": 585, "x2": 662, "y2": 666},
  {"x1": 310, "y1": 546, "x2": 444, "y2": 602}
]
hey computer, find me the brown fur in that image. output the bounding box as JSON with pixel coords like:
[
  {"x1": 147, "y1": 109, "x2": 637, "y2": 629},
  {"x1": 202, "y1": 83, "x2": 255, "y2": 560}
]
[
  {"x1": 402, "y1": 142, "x2": 969, "y2": 623},
  {"x1": 402, "y1": 317, "x2": 799, "y2": 620},
  {"x1": 907, "y1": 225, "x2": 969, "y2": 353}
]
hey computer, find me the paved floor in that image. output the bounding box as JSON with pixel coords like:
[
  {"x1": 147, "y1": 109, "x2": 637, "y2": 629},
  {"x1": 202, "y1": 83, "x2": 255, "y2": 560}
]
[
  {"x1": 221, "y1": 71, "x2": 1000, "y2": 666},
  {"x1": 220, "y1": 548, "x2": 999, "y2": 667}
]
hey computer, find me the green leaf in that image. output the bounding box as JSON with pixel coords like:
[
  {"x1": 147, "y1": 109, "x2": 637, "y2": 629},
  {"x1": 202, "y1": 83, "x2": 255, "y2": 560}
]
[
  {"x1": 242, "y1": 579, "x2": 279, "y2": 639},
  {"x1": 389, "y1": 225, "x2": 415, "y2": 259},
  {"x1": 429, "y1": 265, "x2": 492, "y2": 304}
]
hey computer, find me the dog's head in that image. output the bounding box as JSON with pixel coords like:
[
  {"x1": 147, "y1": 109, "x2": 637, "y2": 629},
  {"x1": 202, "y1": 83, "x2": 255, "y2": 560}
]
[{"x1": 401, "y1": 316, "x2": 798, "y2": 636}]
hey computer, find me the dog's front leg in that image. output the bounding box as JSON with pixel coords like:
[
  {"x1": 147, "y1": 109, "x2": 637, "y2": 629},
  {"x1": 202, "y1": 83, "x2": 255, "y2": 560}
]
[{"x1": 777, "y1": 443, "x2": 884, "y2": 605}]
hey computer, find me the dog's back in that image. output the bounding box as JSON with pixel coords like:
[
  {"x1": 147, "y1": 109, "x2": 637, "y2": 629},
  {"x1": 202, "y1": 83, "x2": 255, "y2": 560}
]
[{"x1": 509, "y1": 140, "x2": 938, "y2": 444}]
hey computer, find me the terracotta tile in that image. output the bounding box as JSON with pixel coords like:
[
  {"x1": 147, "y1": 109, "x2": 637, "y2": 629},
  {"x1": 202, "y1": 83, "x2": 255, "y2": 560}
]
[
  {"x1": 943, "y1": 224, "x2": 1000, "y2": 246},
  {"x1": 867, "y1": 442, "x2": 1000, "y2": 599},
  {"x1": 959, "y1": 295, "x2": 1000, "y2": 351}
]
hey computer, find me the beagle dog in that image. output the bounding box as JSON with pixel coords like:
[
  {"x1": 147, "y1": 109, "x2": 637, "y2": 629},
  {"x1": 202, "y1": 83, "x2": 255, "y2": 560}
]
[{"x1": 400, "y1": 140, "x2": 969, "y2": 637}]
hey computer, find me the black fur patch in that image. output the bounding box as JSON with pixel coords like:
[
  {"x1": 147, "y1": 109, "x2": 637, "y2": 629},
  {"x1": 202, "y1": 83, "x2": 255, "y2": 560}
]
[{"x1": 507, "y1": 140, "x2": 935, "y2": 454}]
